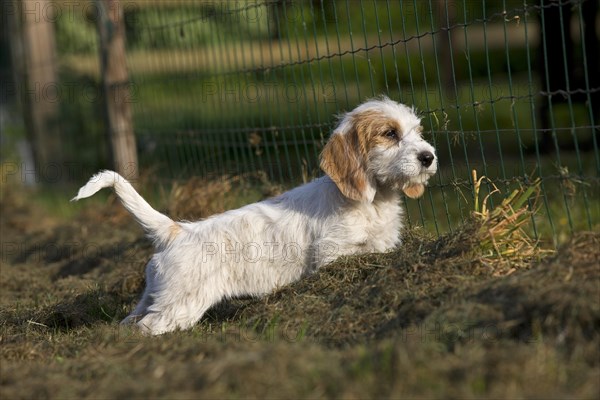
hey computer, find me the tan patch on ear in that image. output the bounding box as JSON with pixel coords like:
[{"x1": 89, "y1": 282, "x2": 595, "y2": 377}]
[
  {"x1": 320, "y1": 132, "x2": 369, "y2": 202},
  {"x1": 403, "y1": 184, "x2": 425, "y2": 199}
]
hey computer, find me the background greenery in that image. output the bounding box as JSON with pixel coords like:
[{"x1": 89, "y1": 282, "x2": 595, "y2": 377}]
[{"x1": 12, "y1": 0, "x2": 600, "y2": 243}]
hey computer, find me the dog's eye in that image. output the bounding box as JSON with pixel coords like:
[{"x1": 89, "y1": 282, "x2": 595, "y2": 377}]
[{"x1": 385, "y1": 129, "x2": 398, "y2": 139}]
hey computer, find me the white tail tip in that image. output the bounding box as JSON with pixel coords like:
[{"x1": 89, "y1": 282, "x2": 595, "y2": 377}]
[{"x1": 71, "y1": 170, "x2": 121, "y2": 202}]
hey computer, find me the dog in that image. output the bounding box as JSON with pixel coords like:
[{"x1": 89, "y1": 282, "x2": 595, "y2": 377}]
[{"x1": 72, "y1": 97, "x2": 437, "y2": 335}]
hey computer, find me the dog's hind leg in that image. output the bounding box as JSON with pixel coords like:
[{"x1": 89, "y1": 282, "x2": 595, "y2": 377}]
[
  {"x1": 133, "y1": 274, "x2": 225, "y2": 335},
  {"x1": 121, "y1": 255, "x2": 159, "y2": 325}
]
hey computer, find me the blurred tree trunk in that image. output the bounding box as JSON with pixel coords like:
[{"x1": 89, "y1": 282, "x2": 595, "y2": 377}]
[
  {"x1": 435, "y1": 0, "x2": 457, "y2": 102},
  {"x1": 268, "y1": 0, "x2": 289, "y2": 40},
  {"x1": 95, "y1": 0, "x2": 138, "y2": 180},
  {"x1": 10, "y1": 0, "x2": 63, "y2": 184}
]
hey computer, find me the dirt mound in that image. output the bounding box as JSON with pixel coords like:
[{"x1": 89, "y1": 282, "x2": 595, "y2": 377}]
[
  {"x1": 1, "y1": 183, "x2": 598, "y2": 399},
  {"x1": 204, "y1": 231, "x2": 599, "y2": 349}
]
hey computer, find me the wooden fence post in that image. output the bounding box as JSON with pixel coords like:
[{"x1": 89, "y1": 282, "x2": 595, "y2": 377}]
[
  {"x1": 435, "y1": 0, "x2": 457, "y2": 101},
  {"x1": 95, "y1": 0, "x2": 138, "y2": 180},
  {"x1": 10, "y1": 0, "x2": 62, "y2": 184}
]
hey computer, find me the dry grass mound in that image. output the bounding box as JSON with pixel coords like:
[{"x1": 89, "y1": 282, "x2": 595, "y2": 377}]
[{"x1": 1, "y1": 177, "x2": 598, "y2": 399}]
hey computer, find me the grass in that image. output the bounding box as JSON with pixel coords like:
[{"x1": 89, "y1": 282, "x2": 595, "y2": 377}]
[
  {"x1": 1, "y1": 176, "x2": 599, "y2": 399},
  {"x1": 470, "y1": 169, "x2": 550, "y2": 273},
  {"x1": 405, "y1": 157, "x2": 599, "y2": 247}
]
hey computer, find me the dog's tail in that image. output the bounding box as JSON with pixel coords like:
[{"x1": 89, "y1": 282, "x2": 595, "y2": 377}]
[{"x1": 72, "y1": 170, "x2": 179, "y2": 244}]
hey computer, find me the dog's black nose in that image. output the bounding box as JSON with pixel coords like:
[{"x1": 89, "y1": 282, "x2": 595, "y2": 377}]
[{"x1": 417, "y1": 151, "x2": 435, "y2": 168}]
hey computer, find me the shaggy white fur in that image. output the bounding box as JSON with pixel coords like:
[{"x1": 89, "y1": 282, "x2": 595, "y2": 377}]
[{"x1": 72, "y1": 97, "x2": 437, "y2": 335}]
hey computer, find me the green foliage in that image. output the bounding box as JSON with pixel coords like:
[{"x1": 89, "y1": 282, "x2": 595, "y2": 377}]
[
  {"x1": 54, "y1": 11, "x2": 97, "y2": 55},
  {"x1": 40, "y1": 0, "x2": 600, "y2": 243}
]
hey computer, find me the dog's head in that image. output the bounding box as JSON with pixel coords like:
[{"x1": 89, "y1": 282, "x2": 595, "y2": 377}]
[{"x1": 320, "y1": 97, "x2": 437, "y2": 202}]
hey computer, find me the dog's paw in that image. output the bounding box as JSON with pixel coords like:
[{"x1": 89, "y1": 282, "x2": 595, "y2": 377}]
[{"x1": 133, "y1": 313, "x2": 175, "y2": 336}]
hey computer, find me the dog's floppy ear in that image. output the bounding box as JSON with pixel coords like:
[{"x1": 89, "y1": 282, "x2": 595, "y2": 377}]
[{"x1": 320, "y1": 130, "x2": 376, "y2": 203}]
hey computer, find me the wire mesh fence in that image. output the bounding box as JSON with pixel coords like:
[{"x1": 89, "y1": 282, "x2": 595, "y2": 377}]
[{"x1": 4, "y1": 0, "x2": 599, "y2": 245}]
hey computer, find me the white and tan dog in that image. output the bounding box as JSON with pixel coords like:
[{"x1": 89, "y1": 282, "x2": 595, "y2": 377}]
[{"x1": 73, "y1": 97, "x2": 437, "y2": 335}]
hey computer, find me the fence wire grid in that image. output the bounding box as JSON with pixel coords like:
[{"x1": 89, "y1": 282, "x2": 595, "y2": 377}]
[{"x1": 4, "y1": 0, "x2": 600, "y2": 245}]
